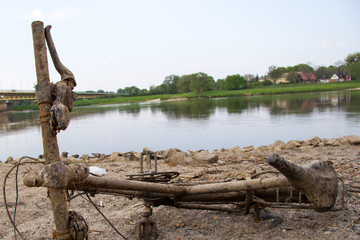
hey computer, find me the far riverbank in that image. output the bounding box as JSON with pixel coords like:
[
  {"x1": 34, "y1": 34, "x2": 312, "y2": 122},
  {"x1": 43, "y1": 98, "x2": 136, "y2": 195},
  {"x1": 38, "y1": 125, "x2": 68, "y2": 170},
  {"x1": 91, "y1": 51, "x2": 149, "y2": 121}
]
[{"x1": 11, "y1": 81, "x2": 360, "y2": 111}]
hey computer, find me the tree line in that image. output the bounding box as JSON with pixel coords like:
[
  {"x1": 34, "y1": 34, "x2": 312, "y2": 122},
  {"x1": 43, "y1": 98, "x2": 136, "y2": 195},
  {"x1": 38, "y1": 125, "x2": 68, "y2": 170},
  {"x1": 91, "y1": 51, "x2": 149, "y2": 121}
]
[
  {"x1": 268, "y1": 52, "x2": 360, "y2": 83},
  {"x1": 88, "y1": 52, "x2": 360, "y2": 96},
  {"x1": 115, "y1": 72, "x2": 252, "y2": 96}
]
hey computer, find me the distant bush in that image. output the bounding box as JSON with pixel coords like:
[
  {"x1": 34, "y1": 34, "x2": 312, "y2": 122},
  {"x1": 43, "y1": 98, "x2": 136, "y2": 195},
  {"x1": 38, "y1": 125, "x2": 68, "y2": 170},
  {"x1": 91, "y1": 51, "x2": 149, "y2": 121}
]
[
  {"x1": 261, "y1": 80, "x2": 273, "y2": 86},
  {"x1": 249, "y1": 82, "x2": 261, "y2": 88}
]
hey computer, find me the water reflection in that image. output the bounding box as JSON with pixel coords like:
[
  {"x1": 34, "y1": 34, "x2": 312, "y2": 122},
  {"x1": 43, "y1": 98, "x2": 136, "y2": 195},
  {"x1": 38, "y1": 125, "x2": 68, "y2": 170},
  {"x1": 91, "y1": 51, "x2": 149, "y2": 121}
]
[
  {"x1": 152, "y1": 100, "x2": 216, "y2": 120},
  {"x1": 0, "y1": 110, "x2": 39, "y2": 132},
  {"x1": 0, "y1": 91, "x2": 359, "y2": 133},
  {"x1": 1, "y1": 90, "x2": 359, "y2": 161}
]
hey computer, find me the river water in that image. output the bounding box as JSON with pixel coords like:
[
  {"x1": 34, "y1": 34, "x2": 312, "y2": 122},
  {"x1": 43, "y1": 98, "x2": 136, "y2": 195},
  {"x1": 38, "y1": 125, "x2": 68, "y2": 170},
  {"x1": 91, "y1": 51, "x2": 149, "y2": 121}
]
[{"x1": 1, "y1": 90, "x2": 359, "y2": 161}]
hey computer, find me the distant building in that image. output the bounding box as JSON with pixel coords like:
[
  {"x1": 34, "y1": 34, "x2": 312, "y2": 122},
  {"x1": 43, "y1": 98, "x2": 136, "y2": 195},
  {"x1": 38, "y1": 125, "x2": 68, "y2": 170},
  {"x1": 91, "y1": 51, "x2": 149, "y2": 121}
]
[
  {"x1": 330, "y1": 73, "x2": 352, "y2": 82},
  {"x1": 297, "y1": 72, "x2": 317, "y2": 83},
  {"x1": 319, "y1": 78, "x2": 330, "y2": 83},
  {"x1": 258, "y1": 78, "x2": 273, "y2": 83},
  {"x1": 338, "y1": 73, "x2": 352, "y2": 82},
  {"x1": 330, "y1": 74, "x2": 339, "y2": 82},
  {"x1": 275, "y1": 73, "x2": 290, "y2": 84}
]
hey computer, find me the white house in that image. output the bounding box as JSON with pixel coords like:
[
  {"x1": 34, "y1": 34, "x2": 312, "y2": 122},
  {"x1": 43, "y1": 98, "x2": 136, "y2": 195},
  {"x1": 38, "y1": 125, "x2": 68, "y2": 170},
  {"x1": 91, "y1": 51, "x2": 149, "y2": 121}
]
[
  {"x1": 330, "y1": 74, "x2": 339, "y2": 82},
  {"x1": 330, "y1": 73, "x2": 352, "y2": 82},
  {"x1": 319, "y1": 78, "x2": 329, "y2": 83}
]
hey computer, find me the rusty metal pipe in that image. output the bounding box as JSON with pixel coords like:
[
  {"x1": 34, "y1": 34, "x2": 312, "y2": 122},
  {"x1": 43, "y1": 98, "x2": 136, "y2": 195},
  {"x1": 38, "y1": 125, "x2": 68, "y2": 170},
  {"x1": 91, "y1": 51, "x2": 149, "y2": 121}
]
[
  {"x1": 186, "y1": 177, "x2": 290, "y2": 195},
  {"x1": 74, "y1": 176, "x2": 188, "y2": 195},
  {"x1": 69, "y1": 186, "x2": 309, "y2": 204},
  {"x1": 175, "y1": 202, "x2": 245, "y2": 213},
  {"x1": 32, "y1": 21, "x2": 71, "y2": 240},
  {"x1": 45, "y1": 25, "x2": 76, "y2": 88},
  {"x1": 267, "y1": 154, "x2": 338, "y2": 212},
  {"x1": 73, "y1": 175, "x2": 291, "y2": 196},
  {"x1": 72, "y1": 157, "x2": 338, "y2": 212}
]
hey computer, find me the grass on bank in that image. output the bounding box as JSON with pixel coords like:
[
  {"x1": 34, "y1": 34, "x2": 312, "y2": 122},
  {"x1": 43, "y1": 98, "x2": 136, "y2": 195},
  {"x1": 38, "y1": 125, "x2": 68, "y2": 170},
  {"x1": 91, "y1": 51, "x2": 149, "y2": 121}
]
[{"x1": 11, "y1": 80, "x2": 360, "y2": 111}]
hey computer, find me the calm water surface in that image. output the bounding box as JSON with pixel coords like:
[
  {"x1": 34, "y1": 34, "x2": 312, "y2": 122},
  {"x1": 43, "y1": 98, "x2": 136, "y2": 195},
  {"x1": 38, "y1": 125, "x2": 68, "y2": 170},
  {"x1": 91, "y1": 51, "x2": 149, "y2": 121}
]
[{"x1": 1, "y1": 90, "x2": 359, "y2": 161}]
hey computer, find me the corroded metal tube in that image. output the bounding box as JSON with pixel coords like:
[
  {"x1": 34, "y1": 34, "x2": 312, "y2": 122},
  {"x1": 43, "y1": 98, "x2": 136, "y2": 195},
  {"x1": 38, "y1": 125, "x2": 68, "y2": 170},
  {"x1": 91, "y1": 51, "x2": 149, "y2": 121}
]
[
  {"x1": 73, "y1": 175, "x2": 290, "y2": 196},
  {"x1": 45, "y1": 25, "x2": 76, "y2": 88},
  {"x1": 267, "y1": 154, "x2": 338, "y2": 212},
  {"x1": 32, "y1": 21, "x2": 71, "y2": 240},
  {"x1": 72, "y1": 156, "x2": 338, "y2": 212}
]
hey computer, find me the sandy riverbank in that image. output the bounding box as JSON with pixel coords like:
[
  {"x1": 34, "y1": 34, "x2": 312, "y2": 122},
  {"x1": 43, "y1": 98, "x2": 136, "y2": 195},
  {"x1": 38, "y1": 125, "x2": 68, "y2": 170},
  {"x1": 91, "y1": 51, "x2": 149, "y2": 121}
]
[{"x1": 1, "y1": 135, "x2": 360, "y2": 239}]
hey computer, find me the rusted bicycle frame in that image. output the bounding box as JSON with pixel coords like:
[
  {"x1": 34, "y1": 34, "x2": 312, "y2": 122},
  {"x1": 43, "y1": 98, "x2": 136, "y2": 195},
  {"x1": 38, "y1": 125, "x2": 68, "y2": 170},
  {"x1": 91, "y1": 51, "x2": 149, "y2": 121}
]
[{"x1": 27, "y1": 21, "x2": 340, "y2": 240}]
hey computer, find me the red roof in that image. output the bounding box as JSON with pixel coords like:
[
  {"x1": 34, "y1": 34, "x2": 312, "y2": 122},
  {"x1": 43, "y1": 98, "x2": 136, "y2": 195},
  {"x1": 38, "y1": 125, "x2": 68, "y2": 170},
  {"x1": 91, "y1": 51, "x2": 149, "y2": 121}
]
[{"x1": 298, "y1": 72, "x2": 316, "y2": 81}]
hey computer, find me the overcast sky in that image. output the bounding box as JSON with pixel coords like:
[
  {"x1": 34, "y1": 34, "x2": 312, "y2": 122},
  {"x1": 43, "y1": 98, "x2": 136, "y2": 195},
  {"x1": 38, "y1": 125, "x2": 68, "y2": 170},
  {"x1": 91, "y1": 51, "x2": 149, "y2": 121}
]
[{"x1": 0, "y1": 0, "x2": 359, "y2": 92}]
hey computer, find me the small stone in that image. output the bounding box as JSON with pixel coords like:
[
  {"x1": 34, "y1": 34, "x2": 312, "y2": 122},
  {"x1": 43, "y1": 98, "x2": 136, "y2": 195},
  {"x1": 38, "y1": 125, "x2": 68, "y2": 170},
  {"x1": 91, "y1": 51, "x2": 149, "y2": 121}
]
[
  {"x1": 339, "y1": 136, "x2": 350, "y2": 144},
  {"x1": 286, "y1": 140, "x2": 301, "y2": 148},
  {"x1": 256, "y1": 145, "x2": 268, "y2": 151},
  {"x1": 324, "y1": 139, "x2": 335, "y2": 146},
  {"x1": 347, "y1": 135, "x2": 360, "y2": 145},
  {"x1": 274, "y1": 146, "x2": 283, "y2": 152},
  {"x1": 108, "y1": 152, "x2": 120, "y2": 161},
  {"x1": 242, "y1": 145, "x2": 254, "y2": 152},
  {"x1": 80, "y1": 154, "x2": 90, "y2": 160},
  {"x1": 143, "y1": 147, "x2": 152, "y2": 152},
  {"x1": 165, "y1": 148, "x2": 182, "y2": 158},
  {"x1": 5, "y1": 156, "x2": 13, "y2": 164},
  {"x1": 273, "y1": 140, "x2": 285, "y2": 147},
  {"x1": 256, "y1": 209, "x2": 284, "y2": 229},
  {"x1": 305, "y1": 136, "x2": 321, "y2": 146},
  {"x1": 69, "y1": 156, "x2": 78, "y2": 161},
  {"x1": 191, "y1": 151, "x2": 218, "y2": 165},
  {"x1": 231, "y1": 146, "x2": 241, "y2": 153},
  {"x1": 166, "y1": 152, "x2": 187, "y2": 165}
]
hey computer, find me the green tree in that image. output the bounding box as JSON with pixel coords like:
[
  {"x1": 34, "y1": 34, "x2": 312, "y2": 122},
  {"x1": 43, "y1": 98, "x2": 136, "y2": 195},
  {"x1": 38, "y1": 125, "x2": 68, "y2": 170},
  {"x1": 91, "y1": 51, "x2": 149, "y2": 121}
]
[
  {"x1": 189, "y1": 72, "x2": 215, "y2": 93},
  {"x1": 291, "y1": 64, "x2": 314, "y2": 73},
  {"x1": 215, "y1": 79, "x2": 226, "y2": 90},
  {"x1": 117, "y1": 88, "x2": 126, "y2": 93},
  {"x1": 315, "y1": 66, "x2": 330, "y2": 79},
  {"x1": 225, "y1": 74, "x2": 248, "y2": 90},
  {"x1": 149, "y1": 85, "x2": 163, "y2": 95},
  {"x1": 327, "y1": 65, "x2": 339, "y2": 77},
  {"x1": 161, "y1": 74, "x2": 180, "y2": 94},
  {"x1": 177, "y1": 75, "x2": 192, "y2": 93},
  {"x1": 97, "y1": 89, "x2": 105, "y2": 93},
  {"x1": 125, "y1": 86, "x2": 140, "y2": 95},
  {"x1": 244, "y1": 73, "x2": 255, "y2": 82},
  {"x1": 286, "y1": 71, "x2": 298, "y2": 83},
  {"x1": 348, "y1": 62, "x2": 360, "y2": 80},
  {"x1": 268, "y1": 66, "x2": 284, "y2": 81},
  {"x1": 345, "y1": 52, "x2": 360, "y2": 66},
  {"x1": 261, "y1": 79, "x2": 273, "y2": 85},
  {"x1": 139, "y1": 89, "x2": 149, "y2": 95}
]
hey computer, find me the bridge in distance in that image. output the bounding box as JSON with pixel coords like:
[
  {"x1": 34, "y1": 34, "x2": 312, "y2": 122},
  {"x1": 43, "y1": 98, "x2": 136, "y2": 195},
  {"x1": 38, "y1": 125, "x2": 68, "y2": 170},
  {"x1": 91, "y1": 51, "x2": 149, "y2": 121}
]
[{"x1": 0, "y1": 91, "x2": 118, "y2": 101}]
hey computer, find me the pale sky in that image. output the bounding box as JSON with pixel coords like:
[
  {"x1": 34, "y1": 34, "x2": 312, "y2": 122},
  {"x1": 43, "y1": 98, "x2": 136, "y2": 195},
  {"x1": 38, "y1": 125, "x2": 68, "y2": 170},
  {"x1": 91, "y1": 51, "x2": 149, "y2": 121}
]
[{"x1": 0, "y1": 0, "x2": 359, "y2": 92}]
